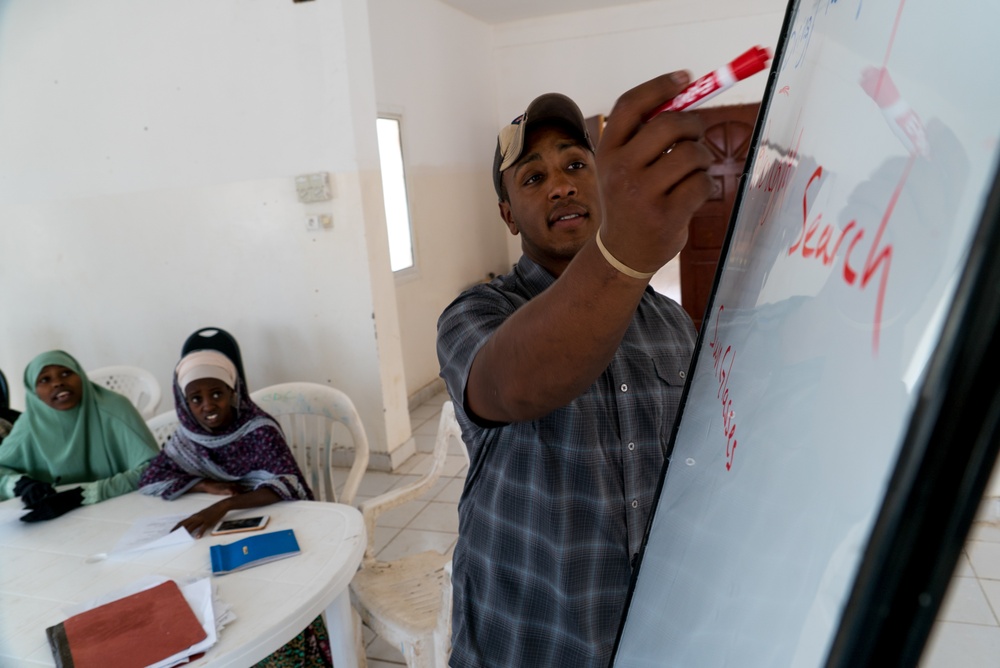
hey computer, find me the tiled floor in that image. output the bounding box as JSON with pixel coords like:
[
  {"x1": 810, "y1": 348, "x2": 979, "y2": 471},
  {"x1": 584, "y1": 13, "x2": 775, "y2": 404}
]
[{"x1": 348, "y1": 390, "x2": 1000, "y2": 667}]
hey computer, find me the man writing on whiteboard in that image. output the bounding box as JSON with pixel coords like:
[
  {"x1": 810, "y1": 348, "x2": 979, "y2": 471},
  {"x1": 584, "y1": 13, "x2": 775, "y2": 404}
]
[{"x1": 437, "y1": 71, "x2": 713, "y2": 668}]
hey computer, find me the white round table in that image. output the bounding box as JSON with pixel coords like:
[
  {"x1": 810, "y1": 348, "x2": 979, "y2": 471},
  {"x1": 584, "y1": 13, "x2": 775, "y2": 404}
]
[{"x1": 0, "y1": 491, "x2": 365, "y2": 667}]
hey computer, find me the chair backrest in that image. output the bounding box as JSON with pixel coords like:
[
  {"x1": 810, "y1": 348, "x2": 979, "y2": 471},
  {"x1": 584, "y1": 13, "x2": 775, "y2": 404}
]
[
  {"x1": 359, "y1": 400, "x2": 464, "y2": 564},
  {"x1": 181, "y1": 327, "x2": 248, "y2": 389},
  {"x1": 146, "y1": 410, "x2": 180, "y2": 449},
  {"x1": 250, "y1": 382, "x2": 370, "y2": 505},
  {"x1": 88, "y1": 365, "x2": 162, "y2": 420},
  {"x1": 0, "y1": 367, "x2": 10, "y2": 411}
]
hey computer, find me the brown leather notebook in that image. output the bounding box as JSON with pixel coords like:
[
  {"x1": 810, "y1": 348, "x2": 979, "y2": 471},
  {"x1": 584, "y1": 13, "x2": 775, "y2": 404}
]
[{"x1": 46, "y1": 580, "x2": 207, "y2": 668}]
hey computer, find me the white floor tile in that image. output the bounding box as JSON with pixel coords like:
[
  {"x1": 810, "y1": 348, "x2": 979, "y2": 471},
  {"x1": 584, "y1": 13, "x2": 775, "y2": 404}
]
[
  {"x1": 979, "y1": 578, "x2": 1000, "y2": 624},
  {"x1": 376, "y1": 528, "x2": 457, "y2": 563},
  {"x1": 413, "y1": 432, "x2": 437, "y2": 453},
  {"x1": 371, "y1": 525, "x2": 401, "y2": 561},
  {"x1": 919, "y1": 620, "x2": 1000, "y2": 668},
  {"x1": 367, "y1": 659, "x2": 406, "y2": 668},
  {"x1": 968, "y1": 540, "x2": 1000, "y2": 580},
  {"x1": 953, "y1": 551, "x2": 975, "y2": 577},
  {"x1": 937, "y1": 576, "x2": 997, "y2": 625},
  {"x1": 408, "y1": 501, "x2": 460, "y2": 534},
  {"x1": 442, "y1": 454, "x2": 469, "y2": 478},
  {"x1": 970, "y1": 521, "x2": 1000, "y2": 544},
  {"x1": 413, "y1": 416, "x2": 440, "y2": 436},
  {"x1": 409, "y1": 403, "x2": 442, "y2": 422},
  {"x1": 355, "y1": 470, "x2": 407, "y2": 498},
  {"x1": 397, "y1": 452, "x2": 434, "y2": 476},
  {"x1": 366, "y1": 633, "x2": 407, "y2": 664},
  {"x1": 448, "y1": 437, "x2": 468, "y2": 458},
  {"x1": 434, "y1": 478, "x2": 465, "y2": 504},
  {"x1": 375, "y1": 499, "x2": 428, "y2": 529},
  {"x1": 421, "y1": 391, "x2": 451, "y2": 408},
  {"x1": 417, "y1": 476, "x2": 451, "y2": 502},
  {"x1": 388, "y1": 473, "x2": 424, "y2": 490}
]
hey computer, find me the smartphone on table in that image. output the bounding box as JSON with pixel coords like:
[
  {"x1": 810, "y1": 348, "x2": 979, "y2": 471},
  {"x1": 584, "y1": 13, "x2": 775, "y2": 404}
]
[{"x1": 210, "y1": 514, "x2": 270, "y2": 536}]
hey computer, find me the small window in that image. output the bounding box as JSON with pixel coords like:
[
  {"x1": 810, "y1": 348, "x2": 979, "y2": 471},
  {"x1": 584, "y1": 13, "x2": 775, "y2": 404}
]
[{"x1": 376, "y1": 117, "x2": 414, "y2": 272}]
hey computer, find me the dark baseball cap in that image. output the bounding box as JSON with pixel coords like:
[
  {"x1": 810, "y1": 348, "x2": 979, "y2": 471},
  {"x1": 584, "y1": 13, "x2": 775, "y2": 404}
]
[{"x1": 492, "y1": 93, "x2": 594, "y2": 199}]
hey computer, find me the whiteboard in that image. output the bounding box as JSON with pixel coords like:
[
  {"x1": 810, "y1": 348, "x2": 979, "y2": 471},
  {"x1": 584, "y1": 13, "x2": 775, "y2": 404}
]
[{"x1": 613, "y1": 0, "x2": 1000, "y2": 666}]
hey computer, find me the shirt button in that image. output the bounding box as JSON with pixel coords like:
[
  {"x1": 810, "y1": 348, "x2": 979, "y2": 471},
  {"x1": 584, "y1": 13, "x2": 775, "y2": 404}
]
[
  {"x1": 620, "y1": 383, "x2": 628, "y2": 392},
  {"x1": 631, "y1": 499, "x2": 639, "y2": 509},
  {"x1": 628, "y1": 442, "x2": 635, "y2": 451},
  {"x1": 679, "y1": 371, "x2": 686, "y2": 379}
]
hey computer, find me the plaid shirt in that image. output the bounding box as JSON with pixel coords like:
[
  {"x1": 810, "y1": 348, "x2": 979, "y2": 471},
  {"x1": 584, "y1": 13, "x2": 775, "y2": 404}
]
[{"x1": 437, "y1": 255, "x2": 696, "y2": 668}]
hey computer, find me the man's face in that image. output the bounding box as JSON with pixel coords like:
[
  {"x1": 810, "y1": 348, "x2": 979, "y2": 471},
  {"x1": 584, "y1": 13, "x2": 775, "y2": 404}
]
[
  {"x1": 35, "y1": 365, "x2": 84, "y2": 411},
  {"x1": 499, "y1": 124, "x2": 599, "y2": 276}
]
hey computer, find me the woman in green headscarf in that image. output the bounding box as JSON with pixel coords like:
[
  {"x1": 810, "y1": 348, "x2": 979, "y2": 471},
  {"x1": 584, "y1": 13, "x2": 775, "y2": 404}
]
[{"x1": 0, "y1": 350, "x2": 159, "y2": 521}]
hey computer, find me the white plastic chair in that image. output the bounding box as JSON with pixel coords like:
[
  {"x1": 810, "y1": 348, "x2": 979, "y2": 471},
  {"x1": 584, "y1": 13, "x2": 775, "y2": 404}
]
[
  {"x1": 250, "y1": 382, "x2": 370, "y2": 506},
  {"x1": 350, "y1": 400, "x2": 466, "y2": 668},
  {"x1": 145, "y1": 410, "x2": 180, "y2": 449},
  {"x1": 88, "y1": 365, "x2": 162, "y2": 419}
]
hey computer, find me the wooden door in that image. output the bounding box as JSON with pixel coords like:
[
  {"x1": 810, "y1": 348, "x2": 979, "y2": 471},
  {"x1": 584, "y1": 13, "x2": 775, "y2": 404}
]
[{"x1": 680, "y1": 103, "x2": 760, "y2": 330}]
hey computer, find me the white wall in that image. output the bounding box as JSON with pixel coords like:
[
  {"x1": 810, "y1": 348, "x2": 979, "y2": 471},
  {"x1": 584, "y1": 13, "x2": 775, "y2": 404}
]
[
  {"x1": 368, "y1": 0, "x2": 510, "y2": 401},
  {"x1": 0, "y1": 0, "x2": 411, "y2": 467}
]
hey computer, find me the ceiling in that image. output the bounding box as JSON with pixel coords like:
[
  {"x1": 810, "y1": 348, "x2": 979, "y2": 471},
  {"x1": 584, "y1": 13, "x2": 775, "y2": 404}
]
[{"x1": 437, "y1": 0, "x2": 630, "y2": 25}]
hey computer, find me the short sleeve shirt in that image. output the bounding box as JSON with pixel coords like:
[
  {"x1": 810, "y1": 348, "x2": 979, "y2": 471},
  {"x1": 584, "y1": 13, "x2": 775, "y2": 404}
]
[{"x1": 437, "y1": 255, "x2": 696, "y2": 668}]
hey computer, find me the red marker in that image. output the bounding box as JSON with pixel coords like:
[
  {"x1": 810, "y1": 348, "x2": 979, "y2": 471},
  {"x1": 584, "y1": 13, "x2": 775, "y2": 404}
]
[{"x1": 644, "y1": 46, "x2": 772, "y2": 121}]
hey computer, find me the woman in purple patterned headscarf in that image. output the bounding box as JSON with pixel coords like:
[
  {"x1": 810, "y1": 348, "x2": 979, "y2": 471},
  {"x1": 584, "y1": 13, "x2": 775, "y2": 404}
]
[
  {"x1": 139, "y1": 350, "x2": 312, "y2": 538},
  {"x1": 142, "y1": 349, "x2": 332, "y2": 667}
]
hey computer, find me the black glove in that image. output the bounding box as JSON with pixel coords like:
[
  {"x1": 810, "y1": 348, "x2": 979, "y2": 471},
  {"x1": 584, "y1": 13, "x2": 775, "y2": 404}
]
[
  {"x1": 13, "y1": 476, "x2": 57, "y2": 508},
  {"x1": 20, "y1": 487, "x2": 84, "y2": 523}
]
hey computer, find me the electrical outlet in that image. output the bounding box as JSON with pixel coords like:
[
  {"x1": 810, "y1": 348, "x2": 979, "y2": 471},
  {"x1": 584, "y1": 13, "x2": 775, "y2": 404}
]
[{"x1": 306, "y1": 214, "x2": 332, "y2": 231}]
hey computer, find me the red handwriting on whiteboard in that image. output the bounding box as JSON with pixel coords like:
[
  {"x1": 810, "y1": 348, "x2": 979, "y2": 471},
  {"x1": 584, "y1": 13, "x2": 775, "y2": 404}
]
[
  {"x1": 787, "y1": 157, "x2": 915, "y2": 354},
  {"x1": 708, "y1": 305, "x2": 739, "y2": 471},
  {"x1": 750, "y1": 121, "x2": 804, "y2": 228}
]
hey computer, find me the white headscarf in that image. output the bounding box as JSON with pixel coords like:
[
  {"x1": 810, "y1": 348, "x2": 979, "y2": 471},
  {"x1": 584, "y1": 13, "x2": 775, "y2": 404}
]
[{"x1": 175, "y1": 350, "x2": 237, "y2": 394}]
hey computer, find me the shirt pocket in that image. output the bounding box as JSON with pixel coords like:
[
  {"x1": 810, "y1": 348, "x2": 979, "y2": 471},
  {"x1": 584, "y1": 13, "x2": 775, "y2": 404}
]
[{"x1": 652, "y1": 352, "x2": 690, "y2": 388}]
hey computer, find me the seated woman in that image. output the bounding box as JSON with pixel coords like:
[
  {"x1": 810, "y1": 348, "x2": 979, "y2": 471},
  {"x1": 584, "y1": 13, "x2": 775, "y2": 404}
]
[
  {"x1": 0, "y1": 350, "x2": 159, "y2": 521},
  {"x1": 139, "y1": 349, "x2": 313, "y2": 535},
  {"x1": 140, "y1": 350, "x2": 331, "y2": 667}
]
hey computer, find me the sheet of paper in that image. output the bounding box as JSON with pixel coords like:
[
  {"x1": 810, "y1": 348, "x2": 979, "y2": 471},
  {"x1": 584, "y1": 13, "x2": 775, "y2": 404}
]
[
  {"x1": 111, "y1": 514, "x2": 194, "y2": 555},
  {"x1": 150, "y1": 577, "x2": 217, "y2": 668}
]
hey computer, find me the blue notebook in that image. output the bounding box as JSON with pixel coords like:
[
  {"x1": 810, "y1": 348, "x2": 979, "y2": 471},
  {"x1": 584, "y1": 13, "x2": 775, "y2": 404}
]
[{"x1": 210, "y1": 529, "x2": 300, "y2": 575}]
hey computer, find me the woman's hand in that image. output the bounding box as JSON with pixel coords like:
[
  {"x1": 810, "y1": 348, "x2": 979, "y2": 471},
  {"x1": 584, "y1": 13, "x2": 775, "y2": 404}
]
[
  {"x1": 172, "y1": 487, "x2": 282, "y2": 539},
  {"x1": 13, "y1": 476, "x2": 57, "y2": 508},
  {"x1": 190, "y1": 480, "x2": 243, "y2": 496},
  {"x1": 173, "y1": 501, "x2": 230, "y2": 539}
]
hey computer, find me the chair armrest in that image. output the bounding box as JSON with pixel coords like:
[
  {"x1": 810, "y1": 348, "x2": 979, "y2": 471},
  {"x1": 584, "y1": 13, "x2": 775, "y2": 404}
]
[
  {"x1": 358, "y1": 466, "x2": 446, "y2": 562},
  {"x1": 359, "y1": 401, "x2": 462, "y2": 563}
]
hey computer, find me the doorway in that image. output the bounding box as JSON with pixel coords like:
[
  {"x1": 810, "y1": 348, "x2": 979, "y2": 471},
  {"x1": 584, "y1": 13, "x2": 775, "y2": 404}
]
[{"x1": 680, "y1": 103, "x2": 760, "y2": 330}]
